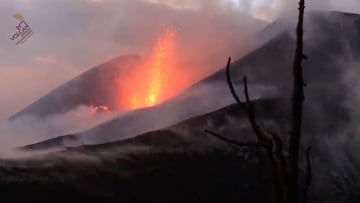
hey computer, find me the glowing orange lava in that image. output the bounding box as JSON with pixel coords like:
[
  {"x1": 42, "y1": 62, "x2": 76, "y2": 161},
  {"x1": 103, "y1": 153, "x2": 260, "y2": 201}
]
[
  {"x1": 121, "y1": 28, "x2": 178, "y2": 110},
  {"x1": 90, "y1": 105, "x2": 110, "y2": 114},
  {"x1": 145, "y1": 28, "x2": 175, "y2": 107}
]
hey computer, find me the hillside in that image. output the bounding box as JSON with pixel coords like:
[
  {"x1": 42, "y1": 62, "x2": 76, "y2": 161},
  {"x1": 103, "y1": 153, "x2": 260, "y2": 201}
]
[
  {"x1": 19, "y1": 10, "x2": 359, "y2": 149},
  {"x1": 9, "y1": 55, "x2": 141, "y2": 120},
  {"x1": 2, "y1": 98, "x2": 359, "y2": 203}
]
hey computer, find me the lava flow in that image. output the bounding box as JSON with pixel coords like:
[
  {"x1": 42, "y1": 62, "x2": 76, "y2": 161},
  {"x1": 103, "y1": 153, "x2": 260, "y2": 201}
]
[{"x1": 90, "y1": 105, "x2": 110, "y2": 114}]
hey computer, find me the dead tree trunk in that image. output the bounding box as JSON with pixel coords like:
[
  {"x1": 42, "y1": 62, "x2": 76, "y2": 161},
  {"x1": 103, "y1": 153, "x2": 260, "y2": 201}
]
[
  {"x1": 205, "y1": 1, "x2": 307, "y2": 202},
  {"x1": 289, "y1": 0, "x2": 306, "y2": 203}
]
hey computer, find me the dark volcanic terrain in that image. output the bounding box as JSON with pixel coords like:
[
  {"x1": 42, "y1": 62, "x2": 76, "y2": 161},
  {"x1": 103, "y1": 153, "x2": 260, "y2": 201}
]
[{"x1": 1, "y1": 99, "x2": 358, "y2": 203}]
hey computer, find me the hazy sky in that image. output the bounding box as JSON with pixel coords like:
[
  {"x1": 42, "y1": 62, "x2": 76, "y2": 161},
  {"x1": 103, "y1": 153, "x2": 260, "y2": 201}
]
[{"x1": 1, "y1": 0, "x2": 359, "y2": 69}]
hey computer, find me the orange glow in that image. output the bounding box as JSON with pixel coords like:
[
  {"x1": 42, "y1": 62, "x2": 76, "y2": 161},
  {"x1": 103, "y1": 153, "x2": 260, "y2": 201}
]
[
  {"x1": 90, "y1": 105, "x2": 110, "y2": 114},
  {"x1": 120, "y1": 28, "x2": 182, "y2": 110},
  {"x1": 145, "y1": 28, "x2": 175, "y2": 107}
]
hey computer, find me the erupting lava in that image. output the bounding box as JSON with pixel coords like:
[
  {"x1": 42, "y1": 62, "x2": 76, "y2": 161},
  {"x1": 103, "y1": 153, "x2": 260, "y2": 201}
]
[
  {"x1": 145, "y1": 28, "x2": 175, "y2": 107},
  {"x1": 121, "y1": 28, "x2": 179, "y2": 110}
]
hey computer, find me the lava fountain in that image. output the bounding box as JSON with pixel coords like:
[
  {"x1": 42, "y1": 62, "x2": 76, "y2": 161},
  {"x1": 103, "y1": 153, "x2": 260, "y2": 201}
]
[
  {"x1": 144, "y1": 28, "x2": 175, "y2": 107},
  {"x1": 120, "y1": 28, "x2": 184, "y2": 110}
]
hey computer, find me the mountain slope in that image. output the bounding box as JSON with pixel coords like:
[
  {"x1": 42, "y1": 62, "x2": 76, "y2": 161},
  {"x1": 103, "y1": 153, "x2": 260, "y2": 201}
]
[
  {"x1": 20, "y1": 10, "x2": 359, "y2": 149},
  {"x1": 3, "y1": 98, "x2": 359, "y2": 203},
  {"x1": 10, "y1": 55, "x2": 141, "y2": 120}
]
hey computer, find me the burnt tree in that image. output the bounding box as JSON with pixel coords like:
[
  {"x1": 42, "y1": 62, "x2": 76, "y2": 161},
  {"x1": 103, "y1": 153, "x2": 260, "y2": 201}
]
[
  {"x1": 289, "y1": 0, "x2": 307, "y2": 203},
  {"x1": 205, "y1": 0, "x2": 307, "y2": 203}
]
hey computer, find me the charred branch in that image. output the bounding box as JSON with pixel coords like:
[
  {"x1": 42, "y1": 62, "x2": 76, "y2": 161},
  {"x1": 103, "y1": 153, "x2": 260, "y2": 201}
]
[
  {"x1": 225, "y1": 57, "x2": 271, "y2": 144},
  {"x1": 303, "y1": 147, "x2": 312, "y2": 203},
  {"x1": 268, "y1": 130, "x2": 289, "y2": 203},
  {"x1": 224, "y1": 57, "x2": 288, "y2": 203},
  {"x1": 225, "y1": 57, "x2": 248, "y2": 111},
  {"x1": 204, "y1": 129, "x2": 268, "y2": 148}
]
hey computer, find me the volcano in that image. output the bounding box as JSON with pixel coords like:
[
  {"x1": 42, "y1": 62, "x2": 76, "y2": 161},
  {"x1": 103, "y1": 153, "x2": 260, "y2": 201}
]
[
  {"x1": 2, "y1": 10, "x2": 360, "y2": 203},
  {"x1": 9, "y1": 27, "x2": 208, "y2": 121},
  {"x1": 9, "y1": 55, "x2": 142, "y2": 120},
  {"x1": 19, "y1": 10, "x2": 360, "y2": 149}
]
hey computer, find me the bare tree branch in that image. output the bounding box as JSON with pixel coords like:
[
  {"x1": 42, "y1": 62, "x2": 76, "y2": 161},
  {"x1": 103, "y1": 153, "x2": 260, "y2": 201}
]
[
  {"x1": 226, "y1": 58, "x2": 271, "y2": 144},
  {"x1": 288, "y1": 1, "x2": 307, "y2": 202},
  {"x1": 243, "y1": 76, "x2": 252, "y2": 110},
  {"x1": 226, "y1": 57, "x2": 248, "y2": 112},
  {"x1": 268, "y1": 130, "x2": 289, "y2": 203},
  {"x1": 303, "y1": 147, "x2": 312, "y2": 203},
  {"x1": 225, "y1": 58, "x2": 285, "y2": 203},
  {"x1": 204, "y1": 129, "x2": 268, "y2": 148}
]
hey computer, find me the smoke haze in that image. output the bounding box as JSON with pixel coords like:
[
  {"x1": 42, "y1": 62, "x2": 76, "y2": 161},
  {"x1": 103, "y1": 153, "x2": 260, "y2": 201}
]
[
  {"x1": 0, "y1": 0, "x2": 266, "y2": 155},
  {"x1": 0, "y1": 0, "x2": 360, "y2": 155}
]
